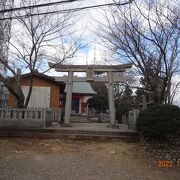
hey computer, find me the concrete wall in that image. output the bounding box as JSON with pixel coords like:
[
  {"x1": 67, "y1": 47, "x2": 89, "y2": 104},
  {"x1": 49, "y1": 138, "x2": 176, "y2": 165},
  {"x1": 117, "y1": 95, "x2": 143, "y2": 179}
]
[{"x1": 0, "y1": 120, "x2": 45, "y2": 129}]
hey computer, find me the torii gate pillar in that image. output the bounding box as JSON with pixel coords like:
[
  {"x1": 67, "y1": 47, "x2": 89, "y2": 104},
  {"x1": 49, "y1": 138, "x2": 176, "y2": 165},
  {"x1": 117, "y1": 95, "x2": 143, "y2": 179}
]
[
  {"x1": 108, "y1": 71, "x2": 116, "y2": 126},
  {"x1": 64, "y1": 71, "x2": 73, "y2": 126}
]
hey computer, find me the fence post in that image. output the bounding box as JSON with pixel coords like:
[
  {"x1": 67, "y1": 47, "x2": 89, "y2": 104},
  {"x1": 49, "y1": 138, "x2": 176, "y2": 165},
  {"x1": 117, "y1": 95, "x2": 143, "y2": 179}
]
[{"x1": 5, "y1": 109, "x2": 10, "y2": 120}]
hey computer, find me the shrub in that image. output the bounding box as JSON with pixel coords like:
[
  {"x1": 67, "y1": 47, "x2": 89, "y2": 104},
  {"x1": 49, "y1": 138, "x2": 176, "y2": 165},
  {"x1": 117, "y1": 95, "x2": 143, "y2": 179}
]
[{"x1": 136, "y1": 105, "x2": 180, "y2": 138}]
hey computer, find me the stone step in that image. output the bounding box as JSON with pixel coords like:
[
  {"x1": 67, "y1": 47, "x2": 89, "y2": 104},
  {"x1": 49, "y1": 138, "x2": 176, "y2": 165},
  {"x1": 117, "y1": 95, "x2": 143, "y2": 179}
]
[
  {"x1": 0, "y1": 131, "x2": 139, "y2": 142},
  {"x1": 0, "y1": 128, "x2": 138, "y2": 136},
  {"x1": 0, "y1": 128, "x2": 139, "y2": 142}
]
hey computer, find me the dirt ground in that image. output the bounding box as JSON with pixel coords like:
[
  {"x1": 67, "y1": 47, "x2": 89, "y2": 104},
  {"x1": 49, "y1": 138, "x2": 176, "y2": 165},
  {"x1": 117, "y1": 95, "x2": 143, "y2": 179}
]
[{"x1": 0, "y1": 138, "x2": 180, "y2": 180}]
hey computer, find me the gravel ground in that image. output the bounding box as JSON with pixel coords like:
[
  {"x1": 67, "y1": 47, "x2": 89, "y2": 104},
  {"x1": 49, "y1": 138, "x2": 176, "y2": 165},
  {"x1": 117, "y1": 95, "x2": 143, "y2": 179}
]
[{"x1": 0, "y1": 138, "x2": 180, "y2": 180}]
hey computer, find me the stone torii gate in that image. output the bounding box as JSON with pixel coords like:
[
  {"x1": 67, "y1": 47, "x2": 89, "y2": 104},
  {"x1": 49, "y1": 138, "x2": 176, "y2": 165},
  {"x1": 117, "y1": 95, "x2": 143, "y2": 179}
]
[{"x1": 49, "y1": 63, "x2": 132, "y2": 127}]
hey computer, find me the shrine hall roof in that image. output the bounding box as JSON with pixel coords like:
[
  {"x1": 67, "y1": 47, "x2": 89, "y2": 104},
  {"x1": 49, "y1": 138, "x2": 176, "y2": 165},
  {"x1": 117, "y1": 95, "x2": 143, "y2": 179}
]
[{"x1": 64, "y1": 82, "x2": 97, "y2": 95}]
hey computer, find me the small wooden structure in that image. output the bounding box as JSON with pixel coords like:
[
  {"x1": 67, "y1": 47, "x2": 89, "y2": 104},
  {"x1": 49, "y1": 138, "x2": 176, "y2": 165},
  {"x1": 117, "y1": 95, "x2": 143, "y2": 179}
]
[{"x1": 7, "y1": 72, "x2": 64, "y2": 109}]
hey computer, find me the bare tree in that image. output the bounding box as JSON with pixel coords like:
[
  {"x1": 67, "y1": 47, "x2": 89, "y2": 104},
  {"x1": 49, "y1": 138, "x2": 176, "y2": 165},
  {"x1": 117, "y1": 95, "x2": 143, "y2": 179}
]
[
  {"x1": 114, "y1": 74, "x2": 135, "y2": 102},
  {"x1": 98, "y1": 0, "x2": 180, "y2": 104},
  {"x1": 0, "y1": 0, "x2": 13, "y2": 73},
  {"x1": 0, "y1": 0, "x2": 83, "y2": 108}
]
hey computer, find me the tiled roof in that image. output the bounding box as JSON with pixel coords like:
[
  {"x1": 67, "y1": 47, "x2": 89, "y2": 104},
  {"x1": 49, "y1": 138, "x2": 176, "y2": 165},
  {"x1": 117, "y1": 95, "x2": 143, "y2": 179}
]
[
  {"x1": 21, "y1": 72, "x2": 65, "y2": 85},
  {"x1": 64, "y1": 82, "x2": 97, "y2": 94}
]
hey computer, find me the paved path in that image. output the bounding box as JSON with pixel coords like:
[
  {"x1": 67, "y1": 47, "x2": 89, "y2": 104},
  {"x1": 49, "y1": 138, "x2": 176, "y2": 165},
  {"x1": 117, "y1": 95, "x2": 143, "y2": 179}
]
[
  {"x1": 0, "y1": 138, "x2": 179, "y2": 180},
  {"x1": 50, "y1": 123, "x2": 134, "y2": 132}
]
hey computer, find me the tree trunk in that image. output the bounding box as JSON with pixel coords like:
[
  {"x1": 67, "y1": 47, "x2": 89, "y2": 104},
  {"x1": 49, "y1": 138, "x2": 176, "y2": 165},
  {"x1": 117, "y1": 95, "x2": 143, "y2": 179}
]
[
  {"x1": 16, "y1": 94, "x2": 25, "y2": 108},
  {"x1": 152, "y1": 89, "x2": 163, "y2": 105},
  {"x1": 7, "y1": 86, "x2": 25, "y2": 108},
  {"x1": 24, "y1": 74, "x2": 33, "y2": 108},
  {"x1": 3, "y1": 76, "x2": 25, "y2": 108}
]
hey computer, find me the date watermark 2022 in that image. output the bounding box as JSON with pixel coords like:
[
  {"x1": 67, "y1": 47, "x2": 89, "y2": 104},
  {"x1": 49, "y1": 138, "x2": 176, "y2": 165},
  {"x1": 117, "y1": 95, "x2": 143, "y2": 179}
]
[{"x1": 158, "y1": 160, "x2": 180, "y2": 168}]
